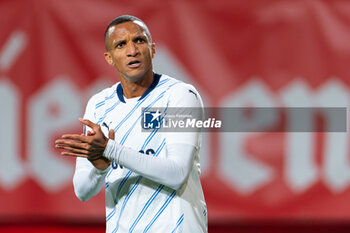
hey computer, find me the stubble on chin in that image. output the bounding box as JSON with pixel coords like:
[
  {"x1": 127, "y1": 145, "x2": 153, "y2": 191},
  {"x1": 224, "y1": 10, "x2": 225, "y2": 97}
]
[
  {"x1": 121, "y1": 67, "x2": 151, "y2": 84},
  {"x1": 122, "y1": 73, "x2": 143, "y2": 83}
]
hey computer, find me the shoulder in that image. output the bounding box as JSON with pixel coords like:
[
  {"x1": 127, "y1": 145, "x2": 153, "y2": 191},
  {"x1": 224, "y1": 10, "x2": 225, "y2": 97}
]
[
  {"x1": 86, "y1": 83, "x2": 119, "y2": 109},
  {"x1": 158, "y1": 74, "x2": 199, "y2": 95},
  {"x1": 86, "y1": 82, "x2": 119, "y2": 114},
  {"x1": 155, "y1": 74, "x2": 181, "y2": 90},
  {"x1": 159, "y1": 74, "x2": 203, "y2": 108}
]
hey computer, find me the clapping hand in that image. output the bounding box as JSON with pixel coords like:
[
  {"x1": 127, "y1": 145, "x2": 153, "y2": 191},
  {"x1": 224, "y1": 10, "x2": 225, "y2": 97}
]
[{"x1": 55, "y1": 118, "x2": 114, "y2": 170}]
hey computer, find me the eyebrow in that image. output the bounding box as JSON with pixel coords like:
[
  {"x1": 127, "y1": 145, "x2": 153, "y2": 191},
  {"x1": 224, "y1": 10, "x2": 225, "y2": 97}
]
[
  {"x1": 111, "y1": 34, "x2": 148, "y2": 47},
  {"x1": 111, "y1": 39, "x2": 125, "y2": 47},
  {"x1": 134, "y1": 35, "x2": 147, "y2": 41}
]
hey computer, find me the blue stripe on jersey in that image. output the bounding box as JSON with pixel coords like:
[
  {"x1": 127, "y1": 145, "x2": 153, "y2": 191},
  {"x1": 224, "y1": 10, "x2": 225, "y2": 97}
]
[
  {"x1": 107, "y1": 112, "x2": 165, "y2": 205},
  {"x1": 140, "y1": 129, "x2": 157, "y2": 151},
  {"x1": 96, "y1": 101, "x2": 105, "y2": 108},
  {"x1": 106, "y1": 88, "x2": 173, "y2": 217},
  {"x1": 107, "y1": 138, "x2": 168, "y2": 222},
  {"x1": 105, "y1": 79, "x2": 180, "y2": 227},
  {"x1": 112, "y1": 176, "x2": 143, "y2": 233},
  {"x1": 154, "y1": 139, "x2": 166, "y2": 157},
  {"x1": 113, "y1": 96, "x2": 147, "y2": 132},
  {"x1": 114, "y1": 78, "x2": 170, "y2": 133},
  {"x1": 106, "y1": 208, "x2": 116, "y2": 222},
  {"x1": 127, "y1": 139, "x2": 166, "y2": 231},
  {"x1": 171, "y1": 214, "x2": 184, "y2": 233},
  {"x1": 114, "y1": 78, "x2": 172, "y2": 135},
  {"x1": 96, "y1": 100, "x2": 121, "y2": 125},
  {"x1": 143, "y1": 190, "x2": 177, "y2": 233},
  {"x1": 112, "y1": 138, "x2": 166, "y2": 204},
  {"x1": 119, "y1": 92, "x2": 167, "y2": 145},
  {"x1": 96, "y1": 118, "x2": 103, "y2": 125},
  {"x1": 106, "y1": 91, "x2": 116, "y2": 99},
  {"x1": 117, "y1": 80, "x2": 175, "y2": 146},
  {"x1": 119, "y1": 81, "x2": 177, "y2": 146},
  {"x1": 129, "y1": 184, "x2": 164, "y2": 233},
  {"x1": 95, "y1": 90, "x2": 116, "y2": 109},
  {"x1": 106, "y1": 172, "x2": 132, "y2": 222},
  {"x1": 113, "y1": 170, "x2": 133, "y2": 204},
  {"x1": 106, "y1": 101, "x2": 120, "y2": 114},
  {"x1": 106, "y1": 166, "x2": 114, "y2": 177},
  {"x1": 107, "y1": 108, "x2": 165, "y2": 204}
]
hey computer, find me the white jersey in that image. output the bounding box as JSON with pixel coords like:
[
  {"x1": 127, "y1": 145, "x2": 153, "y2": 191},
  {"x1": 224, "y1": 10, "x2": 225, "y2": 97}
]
[{"x1": 79, "y1": 74, "x2": 207, "y2": 233}]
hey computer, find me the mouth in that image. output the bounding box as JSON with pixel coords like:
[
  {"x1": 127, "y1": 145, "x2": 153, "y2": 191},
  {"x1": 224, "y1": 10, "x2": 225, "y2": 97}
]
[{"x1": 127, "y1": 60, "x2": 141, "y2": 68}]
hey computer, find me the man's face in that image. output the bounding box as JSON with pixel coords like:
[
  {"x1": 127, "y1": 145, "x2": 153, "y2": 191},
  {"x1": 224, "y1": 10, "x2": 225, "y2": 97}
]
[{"x1": 104, "y1": 21, "x2": 155, "y2": 82}]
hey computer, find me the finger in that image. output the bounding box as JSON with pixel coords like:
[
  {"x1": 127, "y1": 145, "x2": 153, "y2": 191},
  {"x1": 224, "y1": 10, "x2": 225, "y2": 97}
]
[
  {"x1": 61, "y1": 134, "x2": 89, "y2": 142},
  {"x1": 108, "y1": 129, "x2": 115, "y2": 140},
  {"x1": 55, "y1": 139, "x2": 89, "y2": 150},
  {"x1": 55, "y1": 139, "x2": 72, "y2": 145},
  {"x1": 87, "y1": 130, "x2": 96, "y2": 136},
  {"x1": 56, "y1": 145, "x2": 89, "y2": 155},
  {"x1": 61, "y1": 151, "x2": 88, "y2": 158},
  {"x1": 79, "y1": 118, "x2": 100, "y2": 131}
]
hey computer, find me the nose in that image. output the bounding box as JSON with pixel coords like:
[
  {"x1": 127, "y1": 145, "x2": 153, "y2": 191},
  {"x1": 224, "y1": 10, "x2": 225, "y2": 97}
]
[{"x1": 126, "y1": 42, "x2": 139, "y2": 57}]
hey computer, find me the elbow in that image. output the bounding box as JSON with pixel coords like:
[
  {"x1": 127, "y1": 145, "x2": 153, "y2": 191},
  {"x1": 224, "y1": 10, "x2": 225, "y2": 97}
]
[
  {"x1": 170, "y1": 183, "x2": 183, "y2": 191},
  {"x1": 74, "y1": 189, "x2": 91, "y2": 202},
  {"x1": 72, "y1": 168, "x2": 106, "y2": 202},
  {"x1": 73, "y1": 186, "x2": 92, "y2": 202},
  {"x1": 76, "y1": 195, "x2": 88, "y2": 202},
  {"x1": 78, "y1": 196, "x2": 90, "y2": 202},
  {"x1": 73, "y1": 177, "x2": 92, "y2": 202},
  {"x1": 168, "y1": 173, "x2": 189, "y2": 190}
]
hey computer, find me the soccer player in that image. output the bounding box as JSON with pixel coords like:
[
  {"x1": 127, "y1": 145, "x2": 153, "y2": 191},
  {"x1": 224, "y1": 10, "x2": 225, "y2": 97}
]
[{"x1": 55, "y1": 15, "x2": 207, "y2": 233}]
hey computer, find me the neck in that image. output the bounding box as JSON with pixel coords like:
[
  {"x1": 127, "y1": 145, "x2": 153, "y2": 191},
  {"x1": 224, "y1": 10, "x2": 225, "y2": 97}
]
[{"x1": 119, "y1": 70, "x2": 154, "y2": 99}]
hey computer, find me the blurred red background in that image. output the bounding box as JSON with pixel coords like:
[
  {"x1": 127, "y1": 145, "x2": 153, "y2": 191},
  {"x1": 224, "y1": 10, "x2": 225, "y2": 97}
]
[{"x1": 1, "y1": 0, "x2": 350, "y2": 232}]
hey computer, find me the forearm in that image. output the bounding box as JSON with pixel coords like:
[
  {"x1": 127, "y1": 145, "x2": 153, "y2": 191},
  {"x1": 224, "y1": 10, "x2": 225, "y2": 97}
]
[
  {"x1": 73, "y1": 157, "x2": 110, "y2": 201},
  {"x1": 103, "y1": 141, "x2": 195, "y2": 190}
]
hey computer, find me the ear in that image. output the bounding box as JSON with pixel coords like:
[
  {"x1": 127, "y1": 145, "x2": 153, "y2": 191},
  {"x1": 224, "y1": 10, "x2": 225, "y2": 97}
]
[
  {"x1": 151, "y1": 43, "x2": 156, "y2": 59},
  {"x1": 104, "y1": 52, "x2": 114, "y2": 66}
]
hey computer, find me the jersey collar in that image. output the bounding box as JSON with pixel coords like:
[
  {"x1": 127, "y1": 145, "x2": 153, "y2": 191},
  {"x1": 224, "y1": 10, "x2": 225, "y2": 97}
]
[{"x1": 116, "y1": 73, "x2": 161, "y2": 103}]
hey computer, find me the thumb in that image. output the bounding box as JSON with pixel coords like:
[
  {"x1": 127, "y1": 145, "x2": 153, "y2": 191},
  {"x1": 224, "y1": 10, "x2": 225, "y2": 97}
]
[{"x1": 108, "y1": 129, "x2": 115, "y2": 140}]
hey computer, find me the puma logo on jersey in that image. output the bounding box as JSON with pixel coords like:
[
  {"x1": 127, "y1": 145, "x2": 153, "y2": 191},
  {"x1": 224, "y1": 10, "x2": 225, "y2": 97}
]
[{"x1": 189, "y1": 89, "x2": 197, "y2": 98}]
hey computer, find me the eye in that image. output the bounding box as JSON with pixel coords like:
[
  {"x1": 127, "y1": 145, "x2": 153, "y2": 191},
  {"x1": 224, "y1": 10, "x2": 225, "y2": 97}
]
[
  {"x1": 135, "y1": 37, "x2": 145, "y2": 43},
  {"x1": 116, "y1": 41, "x2": 126, "y2": 48}
]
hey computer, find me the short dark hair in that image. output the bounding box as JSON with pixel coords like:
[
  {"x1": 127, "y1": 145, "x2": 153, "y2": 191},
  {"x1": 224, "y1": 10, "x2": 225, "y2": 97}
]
[{"x1": 104, "y1": 15, "x2": 152, "y2": 50}]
